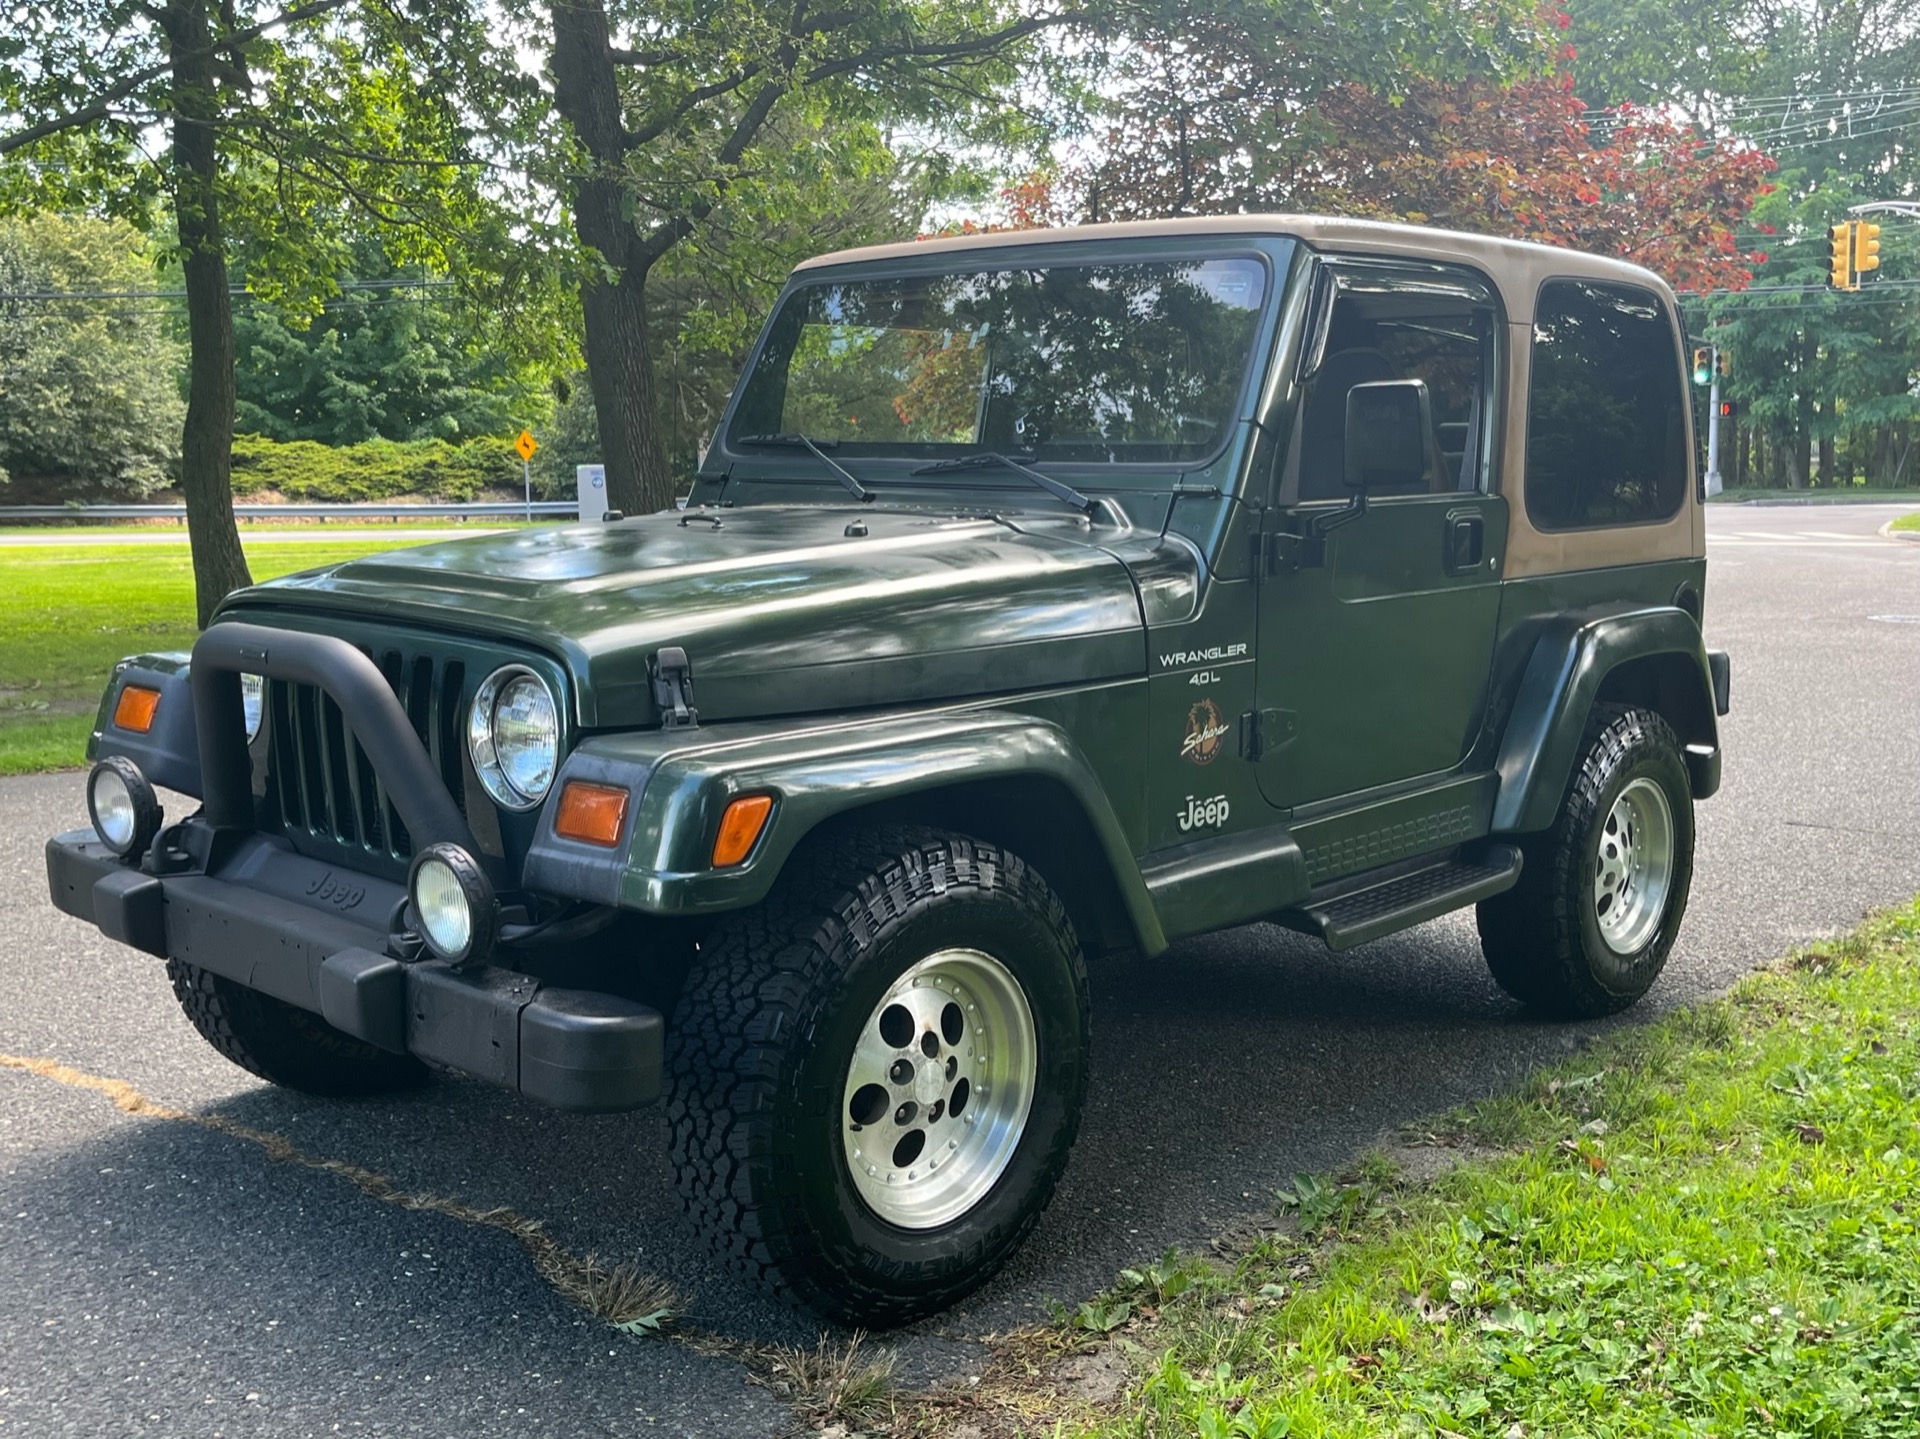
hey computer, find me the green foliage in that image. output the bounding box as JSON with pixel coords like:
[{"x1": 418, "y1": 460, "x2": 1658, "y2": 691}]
[
  {"x1": 233, "y1": 239, "x2": 550, "y2": 446},
  {"x1": 228, "y1": 432, "x2": 527, "y2": 502},
  {"x1": 0, "y1": 214, "x2": 184, "y2": 499},
  {"x1": 1069, "y1": 904, "x2": 1920, "y2": 1439}
]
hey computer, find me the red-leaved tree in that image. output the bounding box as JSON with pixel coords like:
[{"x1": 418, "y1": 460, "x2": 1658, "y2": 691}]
[{"x1": 1076, "y1": 9, "x2": 1776, "y2": 292}]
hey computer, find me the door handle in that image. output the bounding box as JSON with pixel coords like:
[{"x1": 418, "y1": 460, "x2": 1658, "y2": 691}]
[{"x1": 1445, "y1": 514, "x2": 1485, "y2": 574}]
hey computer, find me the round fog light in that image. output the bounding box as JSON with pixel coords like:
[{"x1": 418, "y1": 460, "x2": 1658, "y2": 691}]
[
  {"x1": 88, "y1": 756, "x2": 162, "y2": 859},
  {"x1": 407, "y1": 843, "x2": 497, "y2": 966}
]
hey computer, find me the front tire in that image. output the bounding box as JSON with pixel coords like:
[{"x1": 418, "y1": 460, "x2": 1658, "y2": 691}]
[
  {"x1": 1477, "y1": 704, "x2": 1695, "y2": 1018},
  {"x1": 666, "y1": 828, "x2": 1090, "y2": 1326},
  {"x1": 166, "y1": 959, "x2": 427, "y2": 1096}
]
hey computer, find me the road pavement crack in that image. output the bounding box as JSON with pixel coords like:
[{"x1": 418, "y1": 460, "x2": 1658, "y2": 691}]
[
  {"x1": 0, "y1": 1050, "x2": 924, "y2": 1426},
  {"x1": 0, "y1": 1051, "x2": 681, "y2": 1333}
]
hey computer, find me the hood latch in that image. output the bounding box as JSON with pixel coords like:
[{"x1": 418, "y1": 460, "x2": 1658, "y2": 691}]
[{"x1": 649, "y1": 646, "x2": 699, "y2": 730}]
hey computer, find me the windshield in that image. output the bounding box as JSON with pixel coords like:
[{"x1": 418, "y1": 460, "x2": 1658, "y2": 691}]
[{"x1": 730, "y1": 256, "x2": 1272, "y2": 467}]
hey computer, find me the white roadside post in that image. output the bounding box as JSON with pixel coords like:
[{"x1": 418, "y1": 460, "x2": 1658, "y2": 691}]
[{"x1": 576, "y1": 464, "x2": 608, "y2": 523}]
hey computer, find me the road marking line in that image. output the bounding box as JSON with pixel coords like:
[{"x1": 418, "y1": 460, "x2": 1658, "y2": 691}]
[{"x1": 0, "y1": 1051, "x2": 680, "y2": 1333}]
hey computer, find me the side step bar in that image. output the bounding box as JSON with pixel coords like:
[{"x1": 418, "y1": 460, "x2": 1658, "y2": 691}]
[{"x1": 1277, "y1": 845, "x2": 1523, "y2": 952}]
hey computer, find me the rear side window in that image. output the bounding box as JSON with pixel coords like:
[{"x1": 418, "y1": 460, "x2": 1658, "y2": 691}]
[{"x1": 1525, "y1": 280, "x2": 1687, "y2": 530}]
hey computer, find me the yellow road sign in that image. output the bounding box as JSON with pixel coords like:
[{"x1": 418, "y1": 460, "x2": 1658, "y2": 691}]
[{"x1": 515, "y1": 429, "x2": 538, "y2": 462}]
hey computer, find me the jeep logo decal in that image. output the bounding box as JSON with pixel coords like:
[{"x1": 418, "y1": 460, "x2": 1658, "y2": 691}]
[
  {"x1": 1177, "y1": 794, "x2": 1230, "y2": 833},
  {"x1": 306, "y1": 871, "x2": 367, "y2": 910},
  {"x1": 1181, "y1": 699, "x2": 1230, "y2": 765}
]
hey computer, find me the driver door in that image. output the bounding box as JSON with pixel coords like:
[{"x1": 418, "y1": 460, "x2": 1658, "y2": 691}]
[{"x1": 1253, "y1": 262, "x2": 1508, "y2": 811}]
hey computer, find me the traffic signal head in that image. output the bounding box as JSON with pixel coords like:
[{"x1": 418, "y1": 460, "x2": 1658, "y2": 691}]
[
  {"x1": 1718, "y1": 399, "x2": 1736, "y2": 419},
  {"x1": 1692, "y1": 347, "x2": 1712, "y2": 385},
  {"x1": 1829, "y1": 222, "x2": 1855, "y2": 290},
  {"x1": 1855, "y1": 221, "x2": 1882, "y2": 277}
]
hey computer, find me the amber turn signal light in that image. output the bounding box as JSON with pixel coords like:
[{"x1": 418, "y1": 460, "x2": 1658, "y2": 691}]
[
  {"x1": 554, "y1": 781, "x2": 629, "y2": 847},
  {"x1": 712, "y1": 794, "x2": 773, "y2": 867},
  {"x1": 112, "y1": 684, "x2": 162, "y2": 734}
]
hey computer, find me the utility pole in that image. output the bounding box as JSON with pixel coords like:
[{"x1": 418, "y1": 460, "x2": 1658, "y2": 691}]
[{"x1": 1705, "y1": 348, "x2": 1723, "y2": 498}]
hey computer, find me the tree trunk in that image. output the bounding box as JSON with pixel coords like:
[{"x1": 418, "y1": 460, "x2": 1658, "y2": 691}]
[
  {"x1": 162, "y1": 0, "x2": 251, "y2": 626},
  {"x1": 1818, "y1": 433, "x2": 1835, "y2": 488},
  {"x1": 549, "y1": 0, "x2": 675, "y2": 516}
]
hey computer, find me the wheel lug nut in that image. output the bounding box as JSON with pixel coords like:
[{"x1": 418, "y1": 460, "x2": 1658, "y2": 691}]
[{"x1": 889, "y1": 1058, "x2": 913, "y2": 1085}]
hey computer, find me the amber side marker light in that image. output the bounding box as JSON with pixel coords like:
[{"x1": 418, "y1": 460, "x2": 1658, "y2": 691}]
[
  {"x1": 554, "y1": 781, "x2": 629, "y2": 847},
  {"x1": 112, "y1": 685, "x2": 162, "y2": 734},
  {"x1": 713, "y1": 794, "x2": 774, "y2": 867}
]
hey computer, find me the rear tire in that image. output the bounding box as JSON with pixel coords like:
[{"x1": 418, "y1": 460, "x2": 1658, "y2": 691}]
[
  {"x1": 1477, "y1": 704, "x2": 1694, "y2": 1018},
  {"x1": 166, "y1": 959, "x2": 427, "y2": 1096},
  {"x1": 666, "y1": 827, "x2": 1090, "y2": 1326}
]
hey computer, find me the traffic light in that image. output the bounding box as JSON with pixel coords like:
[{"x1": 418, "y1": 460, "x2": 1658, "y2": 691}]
[
  {"x1": 1855, "y1": 221, "x2": 1882, "y2": 280},
  {"x1": 1718, "y1": 399, "x2": 1736, "y2": 419},
  {"x1": 1828, "y1": 221, "x2": 1855, "y2": 290},
  {"x1": 1692, "y1": 347, "x2": 1712, "y2": 386}
]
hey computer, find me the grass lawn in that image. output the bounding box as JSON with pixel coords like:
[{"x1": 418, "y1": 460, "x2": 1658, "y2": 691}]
[
  {"x1": 0, "y1": 539, "x2": 421, "y2": 775},
  {"x1": 944, "y1": 905, "x2": 1920, "y2": 1439},
  {"x1": 1890, "y1": 513, "x2": 1919, "y2": 533}
]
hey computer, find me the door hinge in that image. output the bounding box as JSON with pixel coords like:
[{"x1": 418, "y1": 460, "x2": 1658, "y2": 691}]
[
  {"x1": 649, "y1": 646, "x2": 699, "y2": 729},
  {"x1": 1239, "y1": 707, "x2": 1296, "y2": 760}
]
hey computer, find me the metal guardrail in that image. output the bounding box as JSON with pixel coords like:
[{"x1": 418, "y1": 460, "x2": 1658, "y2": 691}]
[{"x1": 0, "y1": 500, "x2": 579, "y2": 521}]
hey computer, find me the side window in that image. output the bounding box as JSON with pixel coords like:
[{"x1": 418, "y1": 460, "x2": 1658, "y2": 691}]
[
  {"x1": 1293, "y1": 274, "x2": 1498, "y2": 502},
  {"x1": 1525, "y1": 280, "x2": 1687, "y2": 530}
]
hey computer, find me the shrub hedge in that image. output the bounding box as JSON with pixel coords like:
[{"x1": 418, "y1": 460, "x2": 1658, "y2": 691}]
[{"x1": 229, "y1": 433, "x2": 540, "y2": 503}]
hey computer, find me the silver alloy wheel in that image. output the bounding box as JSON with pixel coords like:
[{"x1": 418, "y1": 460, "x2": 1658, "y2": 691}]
[
  {"x1": 1593, "y1": 776, "x2": 1675, "y2": 955},
  {"x1": 840, "y1": 948, "x2": 1037, "y2": 1230}
]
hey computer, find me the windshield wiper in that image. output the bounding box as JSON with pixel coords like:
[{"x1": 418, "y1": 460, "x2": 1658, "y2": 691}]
[
  {"x1": 735, "y1": 432, "x2": 872, "y2": 503},
  {"x1": 909, "y1": 450, "x2": 1098, "y2": 516}
]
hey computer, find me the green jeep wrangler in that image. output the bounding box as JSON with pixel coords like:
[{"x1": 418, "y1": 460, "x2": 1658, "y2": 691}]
[{"x1": 48, "y1": 216, "x2": 1730, "y2": 1324}]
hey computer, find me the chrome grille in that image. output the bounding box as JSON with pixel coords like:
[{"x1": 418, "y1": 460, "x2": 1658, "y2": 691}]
[{"x1": 266, "y1": 649, "x2": 467, "y2": 876}]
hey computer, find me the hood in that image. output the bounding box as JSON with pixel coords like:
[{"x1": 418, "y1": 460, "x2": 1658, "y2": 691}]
[{"x1": 223, "y1": 505, "x2": 1151, "y2": 726}]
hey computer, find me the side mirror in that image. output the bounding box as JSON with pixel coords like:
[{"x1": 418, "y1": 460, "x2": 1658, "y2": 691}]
[{"x1": 1344, "y1": 379, "x2": 1433, "y2": 492}]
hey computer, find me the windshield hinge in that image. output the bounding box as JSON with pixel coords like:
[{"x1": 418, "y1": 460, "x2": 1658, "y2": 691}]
[
  {"x1": 649, "y1": 646, "x2": 699, "y2": 730},
  {"x1": 1238, "y1": 707, "x2": 1296, "y2": 761}
]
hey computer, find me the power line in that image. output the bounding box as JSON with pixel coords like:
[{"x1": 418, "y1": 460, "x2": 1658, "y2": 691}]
[{"x1": 0, "y1": 276, "x2": 456, "y2": 302}]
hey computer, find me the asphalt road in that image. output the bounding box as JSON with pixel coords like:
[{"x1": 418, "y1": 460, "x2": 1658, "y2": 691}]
[{"x1": 3, "y1": 503, "x2": 1918, "y2": 1436}]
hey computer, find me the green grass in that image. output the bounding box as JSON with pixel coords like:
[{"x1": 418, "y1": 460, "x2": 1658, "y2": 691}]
[
  {"x1": 1889, "y1": 513, "x2": 1920, "y2": 533},
  {"x1": 0, "y1": 540, "x2": 421, "y2": 775},
  {"x1": 1058, "y1": 906, "x2": 1920, "y2": 1439}
]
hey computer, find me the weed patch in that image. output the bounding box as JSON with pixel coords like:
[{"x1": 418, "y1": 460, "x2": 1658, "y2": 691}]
[{"x1": 893, "y1": 903, "x2": 1920, "y2": 1439}]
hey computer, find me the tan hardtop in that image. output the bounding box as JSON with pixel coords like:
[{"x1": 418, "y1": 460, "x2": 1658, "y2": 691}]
[{"x1": 793, "y1": 214, "x2": 1676, "y2": 327}]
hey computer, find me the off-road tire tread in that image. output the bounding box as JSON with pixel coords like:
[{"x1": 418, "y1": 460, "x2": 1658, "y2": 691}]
[
  {"x1": 165, "y1": 959, "x2": 426, "y2": 1096},
  {"x1": 1477, "y1": 704, "x2": 1693, "y2": 1018},
  {"x1": 666, "y1": 826, "x2": 1089, "y2": 1326}
]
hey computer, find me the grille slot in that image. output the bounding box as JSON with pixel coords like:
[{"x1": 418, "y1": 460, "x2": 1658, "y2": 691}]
[{"x1": 265, "y1": 650, "x2": 468, "y2": 876}]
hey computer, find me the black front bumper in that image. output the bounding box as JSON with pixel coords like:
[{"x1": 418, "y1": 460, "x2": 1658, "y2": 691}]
[{"x1": 47, "y1": 828, "x2": 663, "y2": 1113}]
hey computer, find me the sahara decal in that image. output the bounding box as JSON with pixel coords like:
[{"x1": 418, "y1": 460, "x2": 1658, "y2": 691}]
[
  {"x1": 1181, "y1": 699, "x2": 1231, "y2": 765},
  {"x1": 1177, "y1": 794, "x2": 1231, "y2": 833},
  {"x1": 1157, "y1": 642, "x2": 1250, "y2": 671}
]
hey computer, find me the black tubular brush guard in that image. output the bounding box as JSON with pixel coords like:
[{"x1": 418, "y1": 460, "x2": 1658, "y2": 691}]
[{"x1": 45, "y1": 622, "x2": 663, "y2": 1113}]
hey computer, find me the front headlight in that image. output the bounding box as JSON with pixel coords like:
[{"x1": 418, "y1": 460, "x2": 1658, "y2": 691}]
[{"x1": 467, "y1": 665, "x2": 559, "y2": 810}]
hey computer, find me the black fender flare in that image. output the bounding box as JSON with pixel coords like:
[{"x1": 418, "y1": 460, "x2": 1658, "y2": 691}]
[{"x1": 1492, "y1": 606, "x2": 1722, "y2": 835}]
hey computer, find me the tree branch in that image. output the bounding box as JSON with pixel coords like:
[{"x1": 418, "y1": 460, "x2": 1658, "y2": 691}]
[
  {"x1": 802, "y1": 12, "x2": 1071, "y2": 87},
  {"x1": 0, "y1": 0, "x2": 351, "y2": 156},
  {"x1": 624, "y1": 62, "x2": 765, "y2": 148}
]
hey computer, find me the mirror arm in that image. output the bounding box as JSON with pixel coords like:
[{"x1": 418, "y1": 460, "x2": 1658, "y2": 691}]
[{"x1": 1310, "y1": 487, "x2": 1368, "y2": 539}]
